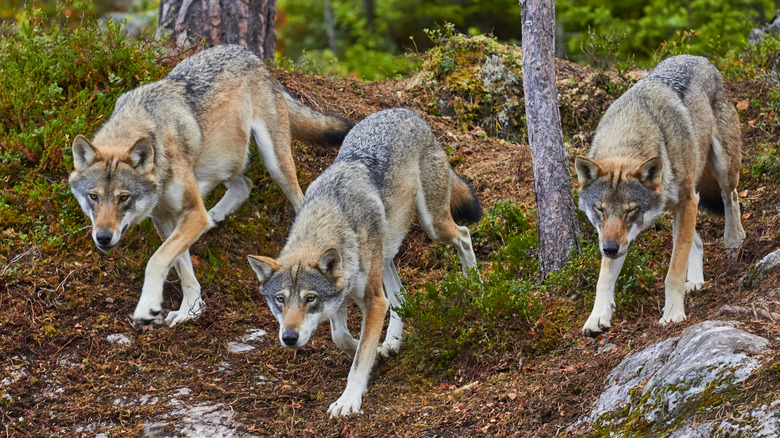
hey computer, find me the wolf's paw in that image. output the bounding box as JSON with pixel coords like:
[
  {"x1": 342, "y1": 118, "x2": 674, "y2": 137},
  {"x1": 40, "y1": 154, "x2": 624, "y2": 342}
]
[
  {"x1": 377, "y1": 341, "x2": 400, "y2": 359},
  {"x1": 582, "y1": 313, "x2": 612, "y2": 337},
  {"x1": 724, "y1": 228, "x2": 746, "y2": 250},
  {"x1": 132, "y1": 305, "x2": 164, "y2": 326},
  {"x1": 685, "y1": 281, "x2": 703, "y2": 294},
  {"x1": 327, "y1": 393, "x2": 363, "y2": 418},
  {"x1": 207, "y1": 209, "x2": 228, "y2": 225},
  {"x1": 659, "y1": 309, "x2": 686, "y2": 325},
  {"x1": 165, "y1": 298, "x2": 206, "y2": 327}
]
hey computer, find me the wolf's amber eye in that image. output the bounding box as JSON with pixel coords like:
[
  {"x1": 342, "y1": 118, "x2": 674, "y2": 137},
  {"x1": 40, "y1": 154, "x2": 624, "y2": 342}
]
[
  {"x1": 118, "y1": 194, "x2": 130, "y2": 203},
  {"x1": 275, "y1": 295, "x2": 285, "y2": 304},
  {"x1": 89, "y1": 193, "x2": 98, "y2": 201},
  {"x1": 305, "y1": 295, "x2": 316, "y2": 303}
]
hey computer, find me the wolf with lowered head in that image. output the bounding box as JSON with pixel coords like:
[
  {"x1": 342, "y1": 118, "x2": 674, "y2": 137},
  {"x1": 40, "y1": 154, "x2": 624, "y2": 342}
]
[
  {"x1": 69, "y1": 45, "x2": 353, "y2": 327},
  {"x1": 248, "y1": 108, "x2": 482, "y2": 417},
  {"x1": 575, "y1": 55, "x2": 746, "y2": 337}
]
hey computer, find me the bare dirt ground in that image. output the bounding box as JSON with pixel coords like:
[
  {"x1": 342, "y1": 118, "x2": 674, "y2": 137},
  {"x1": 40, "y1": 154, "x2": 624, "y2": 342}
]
[{"x1": 1, "y1": 61, "x2": 779, "y2": 437}]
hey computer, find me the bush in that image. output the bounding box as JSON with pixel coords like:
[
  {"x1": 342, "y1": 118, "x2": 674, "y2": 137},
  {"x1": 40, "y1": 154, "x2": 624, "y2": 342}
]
[
  {"x1": 0, "y1": 5, "x2": 170, "y2": 176},
  {"x1": 0, "y1": 6, "x2": 172, "y2": 254},
  {"x1": 399, "y1": 200, "x2": 665, "y2": 375}
]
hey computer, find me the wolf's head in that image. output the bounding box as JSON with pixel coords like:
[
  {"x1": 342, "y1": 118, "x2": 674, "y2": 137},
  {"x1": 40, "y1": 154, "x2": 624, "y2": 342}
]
[
  {"x1": 575, "y1": 156, "x2": 666, "y2": 259},
  {"x1": 248, "y1": 249, "x2": 346, "y2": 349},
  {"x1": 68, "y1": 135, "x2": 160, "y2": 252}
]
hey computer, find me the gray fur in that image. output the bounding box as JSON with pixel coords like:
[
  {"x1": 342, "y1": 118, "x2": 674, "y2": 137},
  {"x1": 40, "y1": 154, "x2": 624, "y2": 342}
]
[
  {"x1": 249, "y1": 108, "x2": 481, "y2": 417},
  {"x1": 69, "y1": 44, "x2": 353, "y2": 327},
  {"x1": 576, "y1": 55, "x2": 746, "y2": 336}
]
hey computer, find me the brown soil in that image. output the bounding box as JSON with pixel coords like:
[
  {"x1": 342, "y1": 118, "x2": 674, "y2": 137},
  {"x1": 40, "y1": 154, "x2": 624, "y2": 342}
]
[{"x1": 1, "y1": 62, "x2": 779, "y2": 437}]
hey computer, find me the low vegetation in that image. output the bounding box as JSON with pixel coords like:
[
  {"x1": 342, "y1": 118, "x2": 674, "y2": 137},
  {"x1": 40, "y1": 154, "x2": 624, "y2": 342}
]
[{"x1": 1, "y1": 5, "x2": 779, "y2": 436}]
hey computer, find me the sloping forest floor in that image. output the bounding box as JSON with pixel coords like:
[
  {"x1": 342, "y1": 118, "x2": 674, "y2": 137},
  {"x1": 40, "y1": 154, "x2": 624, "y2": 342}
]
[{"x1": 2, "y1": 52, "x2": 780, "y2": 437}]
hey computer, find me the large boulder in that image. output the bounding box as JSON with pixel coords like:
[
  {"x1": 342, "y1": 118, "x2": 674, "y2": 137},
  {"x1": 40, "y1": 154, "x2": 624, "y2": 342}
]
[
  {"x1": 570, "y1": 321, "x2": 776, "y2": 436},
  {"x1": 741, "y1": 248, "x2": 780, "y2": 291}
]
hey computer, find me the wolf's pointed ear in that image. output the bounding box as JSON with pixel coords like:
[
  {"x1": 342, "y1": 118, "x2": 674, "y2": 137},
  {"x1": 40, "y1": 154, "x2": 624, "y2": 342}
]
[
  {"x1": 314, "y1": 248, "x2": 342, "y2": 282},
  {"x1": 574, "y1": 156, "x2": 605, "y2": 187},
  {"x1": 127, "y1": 138, "x2": 155, "y2": 173},
  {"x1": 247, "y1": 255, "x2": 280, "y2": 285},
  {"x1": 631, "y1": 157, "x2": 663, "y2": 190},
  {"x1": 72, "y1": 135, "x2": 99, "y2": 171}
]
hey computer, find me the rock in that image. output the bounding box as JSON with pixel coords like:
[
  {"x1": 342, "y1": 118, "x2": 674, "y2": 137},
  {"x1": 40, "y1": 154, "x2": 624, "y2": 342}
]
[
  {"x1": 106, "y1": 333, "x2": 132, "y2": 345},
  {"x1": 240, "y1": 329, "x2": 267, "y2": 343},
  {"x1": 226, "y1": 342, "x2": 254, "y2": 353},
  {"x1": 570, "y1": 321, "x2": 772, "y2": 436},
  {"x1": 741, "y1": 248, "x2": 780, "y2": 290},
  {"x1": 144, "y1": 402, "x2": 259, "y2": 438},
  {"x1": 99, "y1": 10, "x2": 158, "y2": 38},
  {"x1": 749, "y1": 10, "x2": 780, "y2": 45}
]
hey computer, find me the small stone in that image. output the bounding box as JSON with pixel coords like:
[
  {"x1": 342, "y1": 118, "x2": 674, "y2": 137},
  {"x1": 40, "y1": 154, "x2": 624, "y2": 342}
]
[
  {"x1": 226, "y1": 342, "x2": 254, "y2": 353},
  {"x1": 106, "y1": 334, "x2": 132, "y2": 345}
]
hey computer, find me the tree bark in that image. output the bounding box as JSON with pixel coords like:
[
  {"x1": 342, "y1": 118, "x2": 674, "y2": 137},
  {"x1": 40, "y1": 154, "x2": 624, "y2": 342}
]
[
  {"x1": 324, "y1": 0, "x2": 338, "y2": 55},
  {"x1": 520, "y1": 0, "x2": 580, "y2": 276},
  {"x1": 157, "y1": 0, "x2": 276, "y2": 61}
]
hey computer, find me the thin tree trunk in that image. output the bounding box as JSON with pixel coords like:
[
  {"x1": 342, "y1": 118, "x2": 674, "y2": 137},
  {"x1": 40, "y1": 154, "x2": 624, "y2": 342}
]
[
  {"x1": 324, "y1": 0, "x2": 338, "y2": 55},
  {"x1": 520, "y1": 0, "x2": 580, "y2": 276},
  {"x1": 364, "y1": 0, "x2": 376, "y2": 30},
  {"x1": 157, "y1": 0, "x2": 276, "y2": 61}
]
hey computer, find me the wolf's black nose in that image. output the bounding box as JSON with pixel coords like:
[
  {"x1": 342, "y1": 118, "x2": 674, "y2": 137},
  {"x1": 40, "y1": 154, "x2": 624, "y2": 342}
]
[
  {"x1": 603, "y1": 240, "x2": 620, "y2": 257},
  {"x1": 282, "y1": 330, "x2": 299, "y2": 346},
  {"x1": 96, "y1": 230, "x2": 113, "y2": 246}
]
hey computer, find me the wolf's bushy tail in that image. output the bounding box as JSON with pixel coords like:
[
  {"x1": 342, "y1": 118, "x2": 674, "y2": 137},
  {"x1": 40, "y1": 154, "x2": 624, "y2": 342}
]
[
  {"x1": 282, "y1": 90, "x2": 354, "y2": 146},
  {"x1": 697, "y1": 166, "x2": 725, "y2": 215},
  {"x1": 449, "y1": 170, "x2": 483, "y2": 224}
]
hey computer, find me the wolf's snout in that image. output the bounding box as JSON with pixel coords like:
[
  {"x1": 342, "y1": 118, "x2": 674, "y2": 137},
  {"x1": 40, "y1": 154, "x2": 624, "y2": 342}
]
[
  {"x1": 95, "y1": 230, "x2": 114, "y2": 246},
  {"x1": 602, "y1": 240, "x2": 620, "y2": 257},
  {"x1": 282, "y1": 330, "x2": 299, "y2": 347}
]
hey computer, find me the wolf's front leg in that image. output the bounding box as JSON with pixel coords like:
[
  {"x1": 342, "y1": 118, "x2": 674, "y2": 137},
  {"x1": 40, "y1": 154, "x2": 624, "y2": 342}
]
[
  {"x1": 660, "y1": 201, "x2": 697, "y2": 325},
  {"x1": 133, "y1": 205, "x2": 213, "y2": 325},
  {"x1": 583, "y1": 253, "x2": 626, "y2": 337},
  {"x1": 330, "y1": 301, "x2": 358, "y2": 359},
  {"x1": 328, "y1": 263, "x2": 387, "y2": 417},
  {"x1": 165, "y1": 249, "x2": 207, "y2": 326}
]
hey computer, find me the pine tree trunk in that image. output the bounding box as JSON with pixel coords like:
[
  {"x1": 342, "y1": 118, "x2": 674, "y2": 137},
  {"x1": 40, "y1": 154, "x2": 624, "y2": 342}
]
[
  {"x1": 324, "y1": 0, "x2": 338, "y2": 55},
  {"x1": 157, "y1": 0, "x2": 276, "y2": 60},
  {"x1": 520, "y1": 0, "x2": 580, "y2": 276}
]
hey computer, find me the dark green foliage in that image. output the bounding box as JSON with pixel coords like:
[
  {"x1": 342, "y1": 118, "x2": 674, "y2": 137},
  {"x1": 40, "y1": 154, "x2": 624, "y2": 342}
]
[
  {"x1": 399, "y1": 200, "x2": 668, "y2": 375},
  {"x1": 0, "y1": 7, "x2": 171, "y2": 256},
  {"x1": 0, "y1": 6, "x2": 170, "y2": 175},
  {"x1": 559, "y1": 0, "x2": 775, "y2": 65}
]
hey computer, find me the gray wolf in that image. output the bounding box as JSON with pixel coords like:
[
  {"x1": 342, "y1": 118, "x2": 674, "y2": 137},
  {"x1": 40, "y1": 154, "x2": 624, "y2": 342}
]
[
  {"x1": 247, "y1": 108, "x2": 482, "y2": 417},
  {"x1": 69, "y1": 44, "x2": 353, "y2": 327},
  {"x1": 575, "y1": 54, "x2": 746, "y2": 337}
]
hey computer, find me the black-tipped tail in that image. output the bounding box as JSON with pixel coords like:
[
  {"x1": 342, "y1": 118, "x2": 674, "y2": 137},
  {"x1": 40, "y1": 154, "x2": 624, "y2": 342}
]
[
  {"x1": 698, "y1": 192, "x2": 725, "y2": 215},
  {"x1": 283, "y1": 90, "x2": 354, "y2": 147},
  {"x1": 450, "y1": 172, "x2": 483, "y2": 224},
  {"x1": 697, "y1": 166, "x2": 725, "y2": 215}
]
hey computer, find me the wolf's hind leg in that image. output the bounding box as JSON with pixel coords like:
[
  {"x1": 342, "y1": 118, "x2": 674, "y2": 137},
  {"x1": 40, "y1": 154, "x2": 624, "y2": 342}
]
[
  {"x1": 709, "y1": 137, "x2": 746, "y2": 249},
  {"x1": 208, "y1": 175, "x2": 252, "y2": 223},
  {"x1": 330, "y1": 301, "x2": 359, "y2": 359},
  {"x1": 166, "y1": 249, "x2": 206, "y2": 327},
  {"x1": 378, "y1": 261, "x2": 404, "y2": 358},
  {"x1": 416, "y1": 188, "x2": 478, "y2": 278},
  {"x1": 251, "y1": 119, "x2": 304, "y2": 211},
  {"x1": 721, "y1": 188, "x2": 746, "y2": 249}
]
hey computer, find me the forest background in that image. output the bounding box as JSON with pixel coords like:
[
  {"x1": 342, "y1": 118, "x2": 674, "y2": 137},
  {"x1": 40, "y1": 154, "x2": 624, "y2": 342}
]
[{"x1": 0, "y1": 0, "x2": 777, "y2": 79}]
